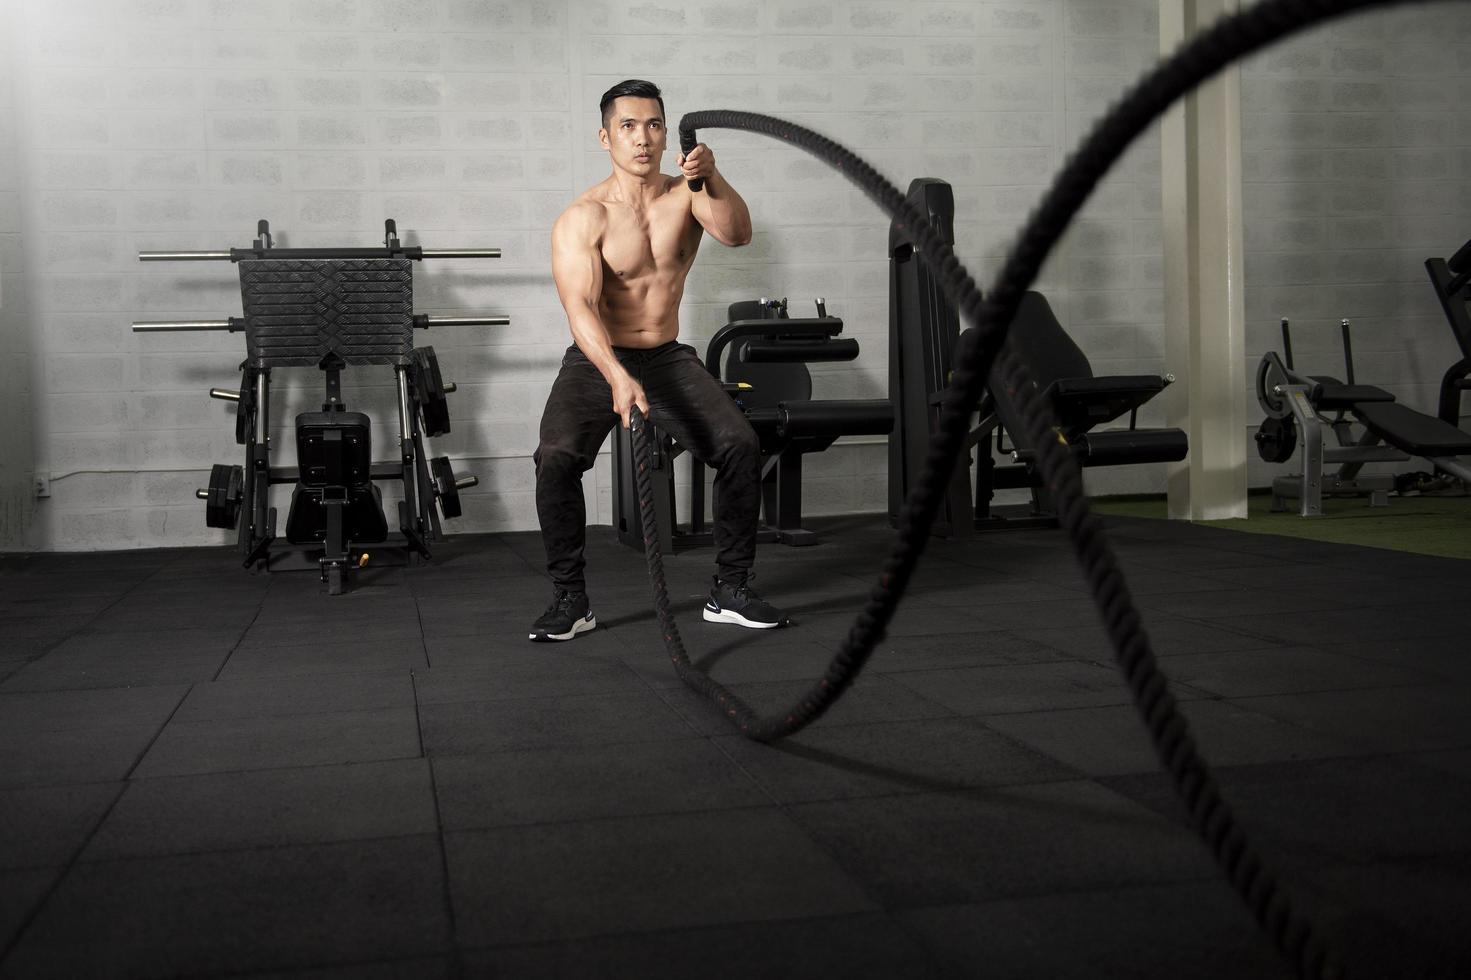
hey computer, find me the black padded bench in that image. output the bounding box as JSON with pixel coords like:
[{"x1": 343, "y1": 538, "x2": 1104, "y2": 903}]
[
  {"x1": 285, "y1": 411, "x2": 388, "y2": 548},
  {"x1": 611, "y1": 298, "x2": 892, "y2": 551},
  {"x1": 887, "y1": 177, "x2": 1187, "y2": 533},
  {"x1": 973, "y1": 291, "x2": 1188, "y2": 526},
  {"x1": 1255, "y1": 318, "x2": 1471, "y2": 516},
  {"x1": 1354, "y1": 401, "x2": 1471, "y2": 458},
  {"x1": 702, "y1": 299, "x2": 893, "y2": 545}
]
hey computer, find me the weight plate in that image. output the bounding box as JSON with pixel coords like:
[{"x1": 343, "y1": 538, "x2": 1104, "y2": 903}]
[
  {"x1": 414, "y1": 347, "x2": 452, "y2": 437},
  {"x1": 205, "y1": 463, "x2": 244, "y2": 529},
  {"x1": 235, "y1": 367, "x2": 257, "y2": 446},
  {"x1": 1254, "y1": 416, "x2": 1297, "y2": 464},
  {"x1": 431, "y1": 455, "x2": 462, "y2": 519}
]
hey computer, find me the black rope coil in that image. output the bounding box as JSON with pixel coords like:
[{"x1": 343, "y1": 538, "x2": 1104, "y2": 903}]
[{"x1": 627, "y1": 2, "x2": 1463, "y2": 977}]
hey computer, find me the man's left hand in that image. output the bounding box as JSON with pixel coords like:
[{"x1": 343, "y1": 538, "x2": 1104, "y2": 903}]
[{"x1": 676, "y1": 143, "x2": 715, "y2": 183}]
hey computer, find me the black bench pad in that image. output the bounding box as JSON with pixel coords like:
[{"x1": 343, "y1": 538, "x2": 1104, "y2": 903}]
[
  {"x1": 1078, "y1": 428, "x2": 1189, "y2": 466},
  {"x1": 1047, "y1": 375, "x2": 1165, "y2": 430},
  {"x1": 1312, "y1": 383, "x2": 1395, "y2": 410},
  {"x1": 1354, "y1": 401, "x2": 1471, "y2": 456}
]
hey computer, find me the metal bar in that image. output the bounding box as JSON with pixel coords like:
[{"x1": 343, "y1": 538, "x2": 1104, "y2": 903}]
[
  {"x1": 132, "y1": 320, "x2": 233, "y2": 332},
  {"x1": 419, "y1": 315, "x2": 511, "y2": 327},
  {"x1": 417, "y1": 432, "x2": 440, "y2": 543},
  {"x1": 1288, "y1": 388, "x2": 1322, "y2": 517},
  {"x1": 141, "y1": 246, "x2": 501, "y2": 262},
  {"x1": 138, "y1": 251, "x2": 233, "y2": 261},
  {"x1": 269, "y1": 462, "x2": 426, "y2": 484},
  {"x1": 229, "y1": 246, "x2": 423, "y2": 261},
  {"x1": 396, "y1": 363, "x2": 434, "y2": 542},
  {"x1": 395, "y1": 365, "x2": 414, "y2": 451},
  {"x1": 1433, "y1": 456, "x2": 1471, "y2": 482},
  {"x1": 255, "y1": 370, "x2": 269, "y2": 448},
  {"x1": 247, "y1": 368, "x2": 272, "y2": 559},
  {"x1": 210, "y1": 388, "x2": 240, "y2": 402}
]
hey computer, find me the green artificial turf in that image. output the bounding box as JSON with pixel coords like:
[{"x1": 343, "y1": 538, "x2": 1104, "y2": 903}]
[{"x1": 1092, "y1": 489, "x2": 1471, "y2": 560}]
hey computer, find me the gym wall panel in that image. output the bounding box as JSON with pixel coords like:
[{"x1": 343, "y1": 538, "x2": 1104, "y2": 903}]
[
  {"x1": 1239, "y1": 1, "x2": 1471, "y2": 491},
  {"x1": 4, "y1": 0, "x2": 1462, "y2": 551}
]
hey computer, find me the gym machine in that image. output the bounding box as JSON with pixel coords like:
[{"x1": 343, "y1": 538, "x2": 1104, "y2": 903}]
[
  {"x1": 1425, "y1": 236, "x2": 1471, "y2": 427},
  {"x1": 888, "y1": 178, "x2": 1187, "y2": 534},
  {"x1": 133, "y1": 219, "x2": 506, "y2": 594},
  {"x1": 610, "y1": 297, "x2": 892, "y2": 551},
  {"x1": 1254, "y1": 316, "x2": 1471, "y2": 516}
]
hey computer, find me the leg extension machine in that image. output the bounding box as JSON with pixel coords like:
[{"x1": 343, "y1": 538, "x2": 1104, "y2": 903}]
[{"x1": 134, "y1": 219, "x2": 507, "y2": 593}]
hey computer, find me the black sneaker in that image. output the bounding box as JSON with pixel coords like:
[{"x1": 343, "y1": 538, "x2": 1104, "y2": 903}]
[
  {"x1": 703, "y1": 576, "x2": 786, "y2": 629},
  {"x1": 528, "y1": 589, "x2": 596, "y2": 642}
]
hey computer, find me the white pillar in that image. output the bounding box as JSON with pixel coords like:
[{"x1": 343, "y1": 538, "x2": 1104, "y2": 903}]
[{"x1": 1160, "y1": 0, "x2": 1249, "y2": 520}]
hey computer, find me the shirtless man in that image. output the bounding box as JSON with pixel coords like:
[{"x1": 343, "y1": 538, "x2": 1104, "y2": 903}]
[{"x1": 528, "y1": 79, "x2": 787, "y2": 642}]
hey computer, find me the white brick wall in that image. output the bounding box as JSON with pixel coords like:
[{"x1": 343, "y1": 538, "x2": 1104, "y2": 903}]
[
  {"x1": 1240, "y1": 3, "x2": 1471, "y2": 489},
  {"x1": 2, "y1": 0, "x2": 1465, "y2": 551}
]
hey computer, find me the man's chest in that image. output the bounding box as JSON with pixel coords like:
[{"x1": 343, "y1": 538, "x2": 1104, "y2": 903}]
[{"x1": 599, "y1": 204, "x2": 698, "y2": 278}]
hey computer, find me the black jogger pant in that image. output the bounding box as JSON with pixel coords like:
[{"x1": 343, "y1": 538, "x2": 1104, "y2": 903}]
[{"x1": 533, "y1": 341, "x2": 761, "y2": 595}]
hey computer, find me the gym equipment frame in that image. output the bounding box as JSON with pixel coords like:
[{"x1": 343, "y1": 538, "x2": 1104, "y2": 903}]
[
  {"x1": 697, "y1": 297, "x2": 893, "y2": 546},
  {"x1": 134, "y1": 219, "x2": 506, "y2": 594},
  {"x1": 609, "y1": 297, "x2": 891, "y2": 552},
  {"x1": 889, "y1": 178, "x2": 1187, "y2": 534},
  {"x1": 1255, "y1": 316, "x2": 1471, "y2": 517},
  {"x1": 1426, "y1": 236, "x2": 1471, "y2": 427}
]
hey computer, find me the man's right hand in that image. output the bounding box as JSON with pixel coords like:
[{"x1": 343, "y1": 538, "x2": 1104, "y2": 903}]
[{"x1": 612, "y1": 377, "x2": 649, "y2": 429}]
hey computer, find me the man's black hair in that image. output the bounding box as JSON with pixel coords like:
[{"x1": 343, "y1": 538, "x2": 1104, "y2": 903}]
[{"x1": 599, "y1": 79, "x2": 664, "y2": 128}]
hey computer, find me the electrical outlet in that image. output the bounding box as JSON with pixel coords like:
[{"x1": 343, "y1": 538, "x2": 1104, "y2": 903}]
[{"x1": 34, "y1": 474, "x2": 51, "y2": 498}]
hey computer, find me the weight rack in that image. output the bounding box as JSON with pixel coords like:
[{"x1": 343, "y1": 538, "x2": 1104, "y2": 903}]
[{"x1": 133, "y1": 219, "x2": 507, "y2": 594}]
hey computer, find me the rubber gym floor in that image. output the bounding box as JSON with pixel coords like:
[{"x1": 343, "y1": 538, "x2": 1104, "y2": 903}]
[{"x1": 1, "y1": 511, "x2": 1468, "y2": 979}]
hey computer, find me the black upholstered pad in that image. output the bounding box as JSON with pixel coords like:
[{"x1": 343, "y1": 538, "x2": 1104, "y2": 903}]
[
  {"x1": 1311, "y1": 383, "x2": 1395, "y2": 410},
  {"x1": 1354, "y1": 400, "x2": 1471, "y2": 456},
  {"x1": 1048, "y1": 376, "x2": 1164, "y2": 431}
]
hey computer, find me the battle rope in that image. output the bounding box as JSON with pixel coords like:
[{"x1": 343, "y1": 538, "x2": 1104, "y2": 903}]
[{"x1": 630, "y1": 2, "x2": 1462, "y2": 977}]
